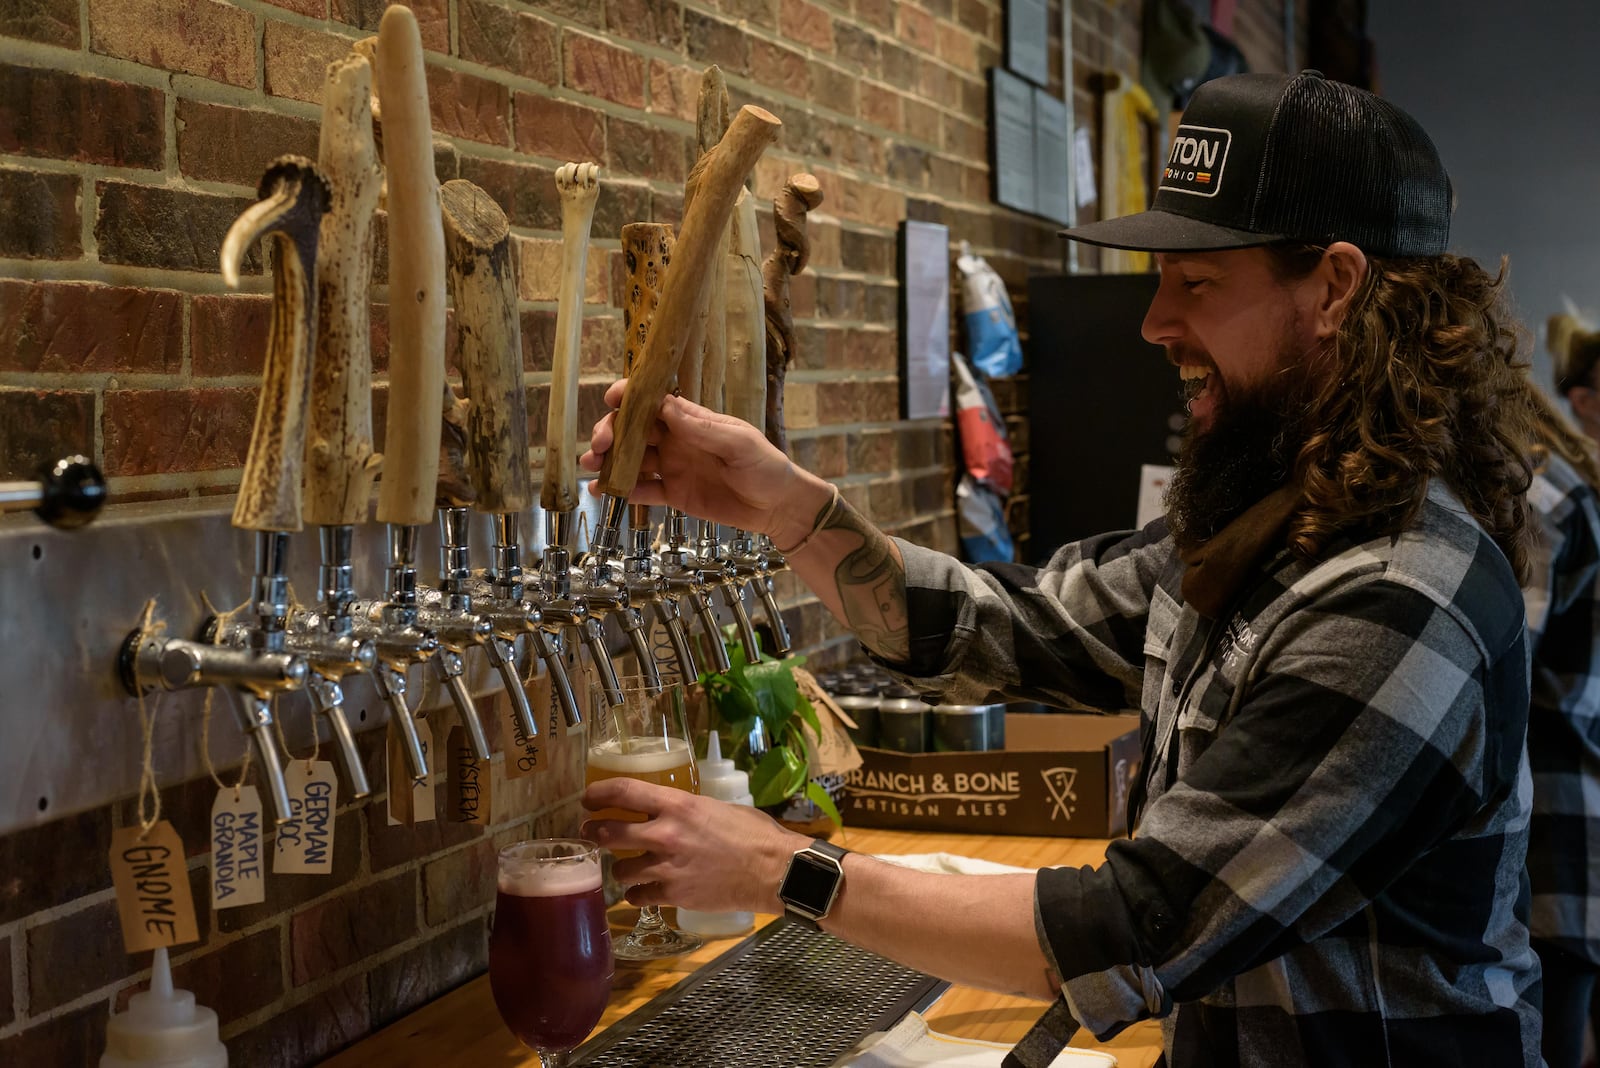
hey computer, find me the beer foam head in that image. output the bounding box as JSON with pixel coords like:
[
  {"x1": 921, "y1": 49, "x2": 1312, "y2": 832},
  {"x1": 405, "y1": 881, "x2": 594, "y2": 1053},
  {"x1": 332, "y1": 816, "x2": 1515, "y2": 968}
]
[
  {"x1": 587, "y1": 736, "x2": 691, "y2": 775},
  {"x1": 498, "y1": 858, "x2": 601, "y2": 897}
]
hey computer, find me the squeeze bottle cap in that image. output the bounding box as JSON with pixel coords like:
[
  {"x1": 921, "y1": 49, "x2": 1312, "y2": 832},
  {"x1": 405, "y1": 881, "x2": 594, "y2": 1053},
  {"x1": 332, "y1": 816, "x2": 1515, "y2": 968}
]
[
  {"x1": 101, "y1": 947, "x2": 228, "y2": 1067},
  {"x1": 697, "y1": 731, "x2": 753, "y2": 805}
]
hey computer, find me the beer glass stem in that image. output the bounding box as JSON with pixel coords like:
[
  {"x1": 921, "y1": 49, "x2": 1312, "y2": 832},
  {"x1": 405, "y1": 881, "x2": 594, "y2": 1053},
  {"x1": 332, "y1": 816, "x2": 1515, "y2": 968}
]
[{"x1": 538, "y1": 1050, "x2": 572, "y2": 1067}]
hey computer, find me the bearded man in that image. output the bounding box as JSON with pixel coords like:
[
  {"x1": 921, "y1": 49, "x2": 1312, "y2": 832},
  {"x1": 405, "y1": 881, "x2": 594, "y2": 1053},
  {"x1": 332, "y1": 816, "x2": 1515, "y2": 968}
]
[{"x1": 580, "y1": 71, "x2": 1542, "y2": 1067}]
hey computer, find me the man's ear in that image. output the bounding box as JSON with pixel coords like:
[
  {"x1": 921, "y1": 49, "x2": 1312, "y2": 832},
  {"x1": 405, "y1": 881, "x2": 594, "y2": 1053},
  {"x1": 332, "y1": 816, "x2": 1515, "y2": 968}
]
[
  {"x1": 1308, "y1": 241, "x2": 1369, "y2": 341},
  {"x1": 1570, "y1": 386, "x2": 1600, "y2": 427}
]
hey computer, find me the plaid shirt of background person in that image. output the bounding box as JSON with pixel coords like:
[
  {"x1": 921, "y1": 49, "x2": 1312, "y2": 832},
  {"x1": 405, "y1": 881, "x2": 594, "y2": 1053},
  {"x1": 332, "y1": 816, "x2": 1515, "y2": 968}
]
[{"x1": 880, "y1": 483, "x2": 1542, "y2": 1068}]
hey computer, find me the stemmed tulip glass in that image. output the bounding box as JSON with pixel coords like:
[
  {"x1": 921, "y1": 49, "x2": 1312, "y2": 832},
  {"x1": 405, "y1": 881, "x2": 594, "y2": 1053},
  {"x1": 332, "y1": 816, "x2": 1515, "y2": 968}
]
[
  {"x1": 585, "y1": 674, "x2": 703, "y2": 960},
  {"x1": 488, "y1": 838, "x2": 613, "y2": 1066}
]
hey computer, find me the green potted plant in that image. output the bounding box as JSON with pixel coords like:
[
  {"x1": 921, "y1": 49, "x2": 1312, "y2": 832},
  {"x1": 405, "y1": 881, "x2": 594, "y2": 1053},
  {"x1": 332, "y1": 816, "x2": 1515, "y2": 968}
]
[{"x1": 698, "y1": 635, "x2": 844, "y2": 835}]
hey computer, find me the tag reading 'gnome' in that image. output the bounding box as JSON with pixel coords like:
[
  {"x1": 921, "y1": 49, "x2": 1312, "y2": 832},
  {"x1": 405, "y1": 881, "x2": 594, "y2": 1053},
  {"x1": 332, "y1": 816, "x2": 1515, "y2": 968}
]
[
  {"x1": 109, "y1": 822, "x2": 200, "y2": 953},
  {"x1": 447, "y1": 725, "x2": 492, "y2": 824},
  {"x1": 274, "y1": 760, "x2": 338, "y2": 875},
  {"x1": 387, "y1": 715, "x2": 435, "y2": 826},
  {"x1": 506, "y1": 674, "x2": 547, "y2": 779},
  {"x1": 210, "y1": 785, "x2": 266, "y2": 909}
]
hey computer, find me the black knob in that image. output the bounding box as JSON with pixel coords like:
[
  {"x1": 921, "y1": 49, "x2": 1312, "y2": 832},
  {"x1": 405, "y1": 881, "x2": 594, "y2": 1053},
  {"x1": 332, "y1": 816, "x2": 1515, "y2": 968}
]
[{"x1": 35, "y1": 455, "x2": 106, "y2": 530}]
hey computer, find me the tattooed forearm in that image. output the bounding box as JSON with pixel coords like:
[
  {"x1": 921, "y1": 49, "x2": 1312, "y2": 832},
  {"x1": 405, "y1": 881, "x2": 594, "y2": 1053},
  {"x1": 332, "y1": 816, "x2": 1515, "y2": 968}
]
[{"x1": 826, "y1": 498, "x2": 910, "y2": 661}]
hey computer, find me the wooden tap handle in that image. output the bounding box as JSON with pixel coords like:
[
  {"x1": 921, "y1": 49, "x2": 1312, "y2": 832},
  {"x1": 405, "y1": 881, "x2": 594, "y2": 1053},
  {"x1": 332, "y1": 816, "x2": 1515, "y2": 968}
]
[
  {"x1": 724, "y1": 187, "x2": 765, "y2": 430},
  {"x1": 761, "y1": 172, "x2": 823, "y2": 456},
  {"x1": 542, "y1": 161, "x2": 602, "y2": 515},
  {"x1": 222, "y1": 156, "x2": 330, "y2": 533},
  {"x1": 597, "y1": 104, "x2": 781, "y2": 499},
  {"x1": 440, "y1": 178, "x2": 531, "y2": 514},
  {"x1": 620, "y1": 223, "x2": 675, "y2": 379},
  {"x1": 372, "y1": 5, "x2": 445, "y2": 527},
  {"x1": 304, "y1": 51, "x2": 383, "y2": 528},
  {"x1": 684, "y1": 66, "x2": 732, "y2": 414}
]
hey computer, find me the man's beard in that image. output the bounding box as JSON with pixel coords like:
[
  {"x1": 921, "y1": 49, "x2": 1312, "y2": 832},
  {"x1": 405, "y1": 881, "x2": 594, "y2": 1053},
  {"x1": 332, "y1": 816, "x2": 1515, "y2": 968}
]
[{"x1": 1166, "y1": 352, "x2": 1314, "y2": 551}]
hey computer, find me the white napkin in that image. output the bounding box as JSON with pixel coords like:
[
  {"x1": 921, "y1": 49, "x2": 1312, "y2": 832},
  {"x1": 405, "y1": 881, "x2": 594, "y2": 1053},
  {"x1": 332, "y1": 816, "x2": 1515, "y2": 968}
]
[
  {"x1": 841, "y1": 1012, "x2": 1116, "y2": 1067},
  {"x1": 871, "y1": 852, "x2": 1034, "y2": 876}
]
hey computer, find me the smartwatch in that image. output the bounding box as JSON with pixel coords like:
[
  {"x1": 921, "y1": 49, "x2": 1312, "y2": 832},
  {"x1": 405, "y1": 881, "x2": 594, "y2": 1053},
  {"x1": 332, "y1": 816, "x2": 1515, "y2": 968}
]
[{"x1": 778, "y1": 838, "x2": 849, "y2": 930}]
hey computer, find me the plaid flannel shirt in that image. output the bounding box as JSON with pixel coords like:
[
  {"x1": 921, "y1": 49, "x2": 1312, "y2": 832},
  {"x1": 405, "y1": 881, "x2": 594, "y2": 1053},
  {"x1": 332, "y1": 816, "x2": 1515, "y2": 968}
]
[
  {"x1": 887, "y1": 484, "x2": 1540, "y2": 1067},
  {"x1": 1523, "y1": 453, "x2": 1600, "y2": 964}
]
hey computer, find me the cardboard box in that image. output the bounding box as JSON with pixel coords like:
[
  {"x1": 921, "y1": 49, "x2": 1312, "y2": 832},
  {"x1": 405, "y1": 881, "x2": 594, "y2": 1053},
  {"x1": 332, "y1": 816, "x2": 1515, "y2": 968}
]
[{"x1": 841, "y1": 713, "x2": 1141, "y2": 837}]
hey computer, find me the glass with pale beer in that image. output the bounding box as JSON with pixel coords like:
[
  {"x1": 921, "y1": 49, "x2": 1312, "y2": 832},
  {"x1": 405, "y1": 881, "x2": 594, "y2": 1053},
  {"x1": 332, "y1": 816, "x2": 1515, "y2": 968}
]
[{"x1": 585, "y1": 675, "x2": 703, "y2": 959}]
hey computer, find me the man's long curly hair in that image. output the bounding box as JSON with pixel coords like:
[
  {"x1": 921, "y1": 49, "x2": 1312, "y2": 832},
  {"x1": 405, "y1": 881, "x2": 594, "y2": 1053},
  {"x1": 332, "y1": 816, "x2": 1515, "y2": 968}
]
[{"x1": 1268, "y1": 245, "x2": 1535, "y2": 581}]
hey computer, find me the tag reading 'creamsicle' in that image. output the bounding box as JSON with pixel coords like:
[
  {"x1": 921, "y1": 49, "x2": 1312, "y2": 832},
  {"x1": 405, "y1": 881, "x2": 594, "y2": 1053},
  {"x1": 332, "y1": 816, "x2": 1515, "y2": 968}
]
[
  {"x1": 387, "y1": 715, "x2": 435, "y2": 826},
  {"x1": 506, "y1": 675, "x2": 547, "y2": 779},
  {"x1": 274, "y1": 760, "x2": 337, "y2": 875},
  {"x1": 211, "y1": 785, "x2": 266, "y2": 909},
  {"x1": 446, "y1": 725, "x2": 492, "y2": 824},
  {"x1": 110, "y1": 822, "x2": 200, "y2": 953}
]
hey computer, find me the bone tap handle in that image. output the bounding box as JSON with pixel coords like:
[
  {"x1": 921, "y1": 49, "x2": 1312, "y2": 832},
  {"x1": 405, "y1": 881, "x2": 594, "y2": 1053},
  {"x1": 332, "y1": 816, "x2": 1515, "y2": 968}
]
[
  {"x1": 761, "y1": 173, "x2": 824, "y2": 456},
  {"x1": 440, "y1": 179, "x2": 533, "y2": 514},
  {"x1": 221, "y1": 156, "x2": 331, "y2": 533},
  {"x1": 304, "y1": 52, "x2": 382, "y2": 527},
  {"x1": 597, "y1": 105, "x2": 781, "y2": 499},
  {"x1": 543, "y1": 162, "x2": 602, "y2": 516},
  {"x1": 372, "y1": 5, "x2": 445, "y2": 527}
]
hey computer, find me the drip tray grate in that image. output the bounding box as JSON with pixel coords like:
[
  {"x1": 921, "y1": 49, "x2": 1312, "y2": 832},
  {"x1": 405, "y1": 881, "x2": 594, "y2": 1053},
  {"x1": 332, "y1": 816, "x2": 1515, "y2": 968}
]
[{"x1": 572, "y1": 917, "x2": 948, "y2": 1067}]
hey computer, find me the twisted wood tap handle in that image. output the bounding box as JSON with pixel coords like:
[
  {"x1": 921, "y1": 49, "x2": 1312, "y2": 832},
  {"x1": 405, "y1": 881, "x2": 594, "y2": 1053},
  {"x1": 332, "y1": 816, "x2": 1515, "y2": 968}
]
[{"x1": 761, "y1": 172, "x2": 824, "y2": 456}]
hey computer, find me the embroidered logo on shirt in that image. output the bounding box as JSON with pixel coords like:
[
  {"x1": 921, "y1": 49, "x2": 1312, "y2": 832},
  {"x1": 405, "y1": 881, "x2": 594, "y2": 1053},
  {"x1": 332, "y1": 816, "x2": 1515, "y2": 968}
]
[{"x1": 1216, "y1": 615, "x2": 1259, "y2": 672}]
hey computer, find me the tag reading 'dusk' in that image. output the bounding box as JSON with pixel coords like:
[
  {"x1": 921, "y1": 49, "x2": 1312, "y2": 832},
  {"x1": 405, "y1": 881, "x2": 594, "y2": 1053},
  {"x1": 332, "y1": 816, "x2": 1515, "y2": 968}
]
[
  {"x1": 387, "y1": 715, "x2": 435, "y2": 826},
  {"x1": 274, "y1": 760, "x2": 337, "y2": 875},
  {"x1": 211, "y1": 785, "x2": 266, "y2": 909},
  {"x1": 109, "y1": 822, "x2": 200, "y2": 952}
]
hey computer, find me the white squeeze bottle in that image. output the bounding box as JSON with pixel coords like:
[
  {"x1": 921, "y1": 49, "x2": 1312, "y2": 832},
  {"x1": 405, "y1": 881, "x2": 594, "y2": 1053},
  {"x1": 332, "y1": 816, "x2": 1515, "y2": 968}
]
[
  {"x1": 676, "y1": 730, "x2": 756, "y2": 938},
  {"x1": 101, "y1": 947, "x2": 228, "y2": 1068}
]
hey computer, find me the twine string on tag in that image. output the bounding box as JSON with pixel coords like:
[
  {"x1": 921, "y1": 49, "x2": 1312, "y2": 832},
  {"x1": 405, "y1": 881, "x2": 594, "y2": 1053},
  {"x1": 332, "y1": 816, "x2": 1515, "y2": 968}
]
[
  {"x1": 132, "y1": 598, "x2": 166, "y2": 838},
  {"x1": 574, "y1": 510, "x2": 592, "y2": 555},
  {"x1": 197, "y1": 590, "x2": 256, "y2": 793}
]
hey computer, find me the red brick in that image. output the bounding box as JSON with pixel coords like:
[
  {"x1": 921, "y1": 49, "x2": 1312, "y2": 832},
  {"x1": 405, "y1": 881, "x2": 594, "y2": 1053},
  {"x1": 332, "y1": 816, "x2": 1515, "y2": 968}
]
[
  {"x1": 177, "y1": 99, "x2": 318, "y2": 186},
  {"x1": 944, "y1": 112, "x2": 985, "y2": 157},
  {"x1": 780, "y1": 0, "x2": 832, "y2": 50},
  {"x1": 0, "y1": 64, "x2": 163, "y2": 169},
  {"x1": 607, "y1": 0, "x2": 683, "y2": 51},
  {"x1": 0, "y1": 387, "x2": 92, "y2": 479},
  {"x1": 810, "y1": 62, "x2": 858, "y2": 117},
  {"x1": 606, "y1": 114, "x2": 688, "y2": 184},
  {"x1": 89, "y1": 0, "x2": 254, "y2": 88},
  {"x1": 263, "y1": 0, "x2": 324, "y2": 12},
  {"x1": 857, "y1": 0, "x2": 895, "y2": 31},
  {"x1": 332, "y1": 0, "x2": 448, "y2": 53},
  {"x1": 860, "y1": 82, "x2": 899, "y2": 129},
  {"x1": 716, "y1": 0, "x2": 776, "y2": 27},
  {"x1": 0, "y1": 1002, "x2": 104, "y2": 1066},
  {"x1": 881, "y1": 39, "x2": 918, "y2": 90},
  {"x1": 191, "y1": 293, "x2": 270, "y2": 377},
  {"x1": 513, "y1": 91, "x2": 605, "y2": 162},
  {"x1": 749, "y1": 38, "x2": 811, "y2": 97},
  {"x1": 937, "y1": 21, "x2": 978, "y2": 70},
  {"x1": 888, "y1": 137, "x2": 930, "y2": 180},
  {"x1": 368, "y1": 800, "x2": 481, "y2": 871},
  {"x1": 651, "y1": 186, "x2": 683, "y2": 228},
  {"x1": 685, "y1": 10, "x2": 747, "y2": 70},
  {"x1": 522, "y1": 309, "x2": 554, "y2": 373},
  {"x1": 849, "y1": 427, "x2": 894, "y2": 471},
  {"x1": 0, "y1": 167, "x2": 77, "y2": 259},
  {"x1": 368, "y1": 918, "x2": 487, "y2": 1029},
  {"x1": 215, "y1": 808, "x2": 363, "y2": 933},
  {"x1": 291, "y1": 871, "x2": 416, "y2": 984},
  {"x1": 564, "y1": 28, "x2": 646, "y2": 108},
  {"x1": 648, "y1": 59, "x2": 698, "y2": 122},
  {"x1": 426, "y1": 64, "x2": 510, "y2": 146},
  {"x1": 839, "y1": 228, "x2": 895, "y2": 275},
  {"x1": 114, "y1": 929, "x2": 282, "y2": 1026},
  {"x1": 28, "y1": 867, "x2": 210, "y2": 1013},
  {"x1": 847, "y1": 328, "x2": 897, "y2": 371},
  {"x1": 460, "y1": 0, "x2": 558, "y2": 83},
  {"x1": 264, "y1": 20, "x2": 355, "y2": 105},
  {"x1": 580, "y1": 314, "x2": 624, "y2": 375},
  {"x1": 227, "y1": 974, "x2": 369, "y2": 1067},
  {"x1": 591, "y1": 179, "x2": 651, "y2": 245},
  {"x1": 1, "y1": 0, "x2": 78, "y2": 47},
  {"x1": 957, "y1": 0, "x2": 986, "y2": 33},
  {"x1": 96, "y1": 181, "x2": 258, "y2": 274},
  {"x1": 834, "y1": 20, "x2": 882, "y2": 77},
  {"x1": 422, "y1": 837, "x2": 495, "y2": 925},
  {"x1": 103, "y1": 387, "x2": 257, "y2": 476},
  {"x1": 897, "y1": 3, "x2": 937, "y2": 50},
  {"x1": 458, "y1": 156, "x2": 560, "y2": 231},
  {"x1": 865, "y1": 281, "x2": 897, "y2": 323},
  {"x1": 510, "y1": 0, "x2": 601, "y2": 28},
  {"x1": 0, "y1": 281, "x2": 181, "y2": 374},
  {"x1": 0, "y1": 805, "x2": 111, "y2": 924}
]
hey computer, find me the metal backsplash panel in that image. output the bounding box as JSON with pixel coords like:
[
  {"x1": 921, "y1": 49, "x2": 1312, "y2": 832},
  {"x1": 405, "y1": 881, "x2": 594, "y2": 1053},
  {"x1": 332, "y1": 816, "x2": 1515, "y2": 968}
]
[{"x1": 0, "y1": 487, "x2": 607, "y2": 836}]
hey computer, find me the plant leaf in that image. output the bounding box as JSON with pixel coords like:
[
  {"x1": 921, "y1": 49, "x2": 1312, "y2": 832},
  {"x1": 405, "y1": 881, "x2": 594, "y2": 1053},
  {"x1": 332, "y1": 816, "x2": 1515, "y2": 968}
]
[
  {"x1": 750, "y1": 746, "x2": 808, "y2": 807},
  {"x1": 804, "y1": 779, "x2": 844, "y2": 829}
]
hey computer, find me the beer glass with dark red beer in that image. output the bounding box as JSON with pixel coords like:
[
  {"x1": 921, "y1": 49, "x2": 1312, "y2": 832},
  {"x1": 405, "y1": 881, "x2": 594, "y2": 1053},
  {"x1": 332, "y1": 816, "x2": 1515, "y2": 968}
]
[{"x1": 489, "y1": 839, "x2": 613, "y2": 1064}]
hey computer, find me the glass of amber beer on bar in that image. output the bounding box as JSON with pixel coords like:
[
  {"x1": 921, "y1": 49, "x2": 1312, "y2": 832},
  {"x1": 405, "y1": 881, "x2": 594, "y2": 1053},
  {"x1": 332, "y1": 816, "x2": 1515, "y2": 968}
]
[
  {"x1": 489, "y1": 839, "x2": 613, "y2": 1065},
  {"x1": 586, "y1": 675, "x2": 703, "y2": 960}
]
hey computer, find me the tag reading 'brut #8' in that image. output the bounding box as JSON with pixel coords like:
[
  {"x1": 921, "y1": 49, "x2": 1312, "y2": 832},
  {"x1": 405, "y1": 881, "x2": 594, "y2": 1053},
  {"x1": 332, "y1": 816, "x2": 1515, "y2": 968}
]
[
  {"x1": 109, "y1": 822, "x2": 200, "y2": 953},
  {"x1": 275, "y1": 760, "x2": 338, "y2": 875},
  {"x1": 506, "y1": 671, "x2": 548, "y2": 779},
  {"x1": 387, "y1": 715, "x2": 435, "y2": 826},
  {"x1": 447, "y1": 725, "x2": 492, "y2": 824},
  {"x1": 211, "y1": 785, "x2": 266, "y2": 909}
]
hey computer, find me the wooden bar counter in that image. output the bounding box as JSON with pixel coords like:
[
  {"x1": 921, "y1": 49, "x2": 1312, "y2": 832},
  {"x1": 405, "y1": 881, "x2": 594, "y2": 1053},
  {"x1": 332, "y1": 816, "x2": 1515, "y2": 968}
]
[{"x1": 325, "y1": 827, "x2": 1162, "y2": 1067}]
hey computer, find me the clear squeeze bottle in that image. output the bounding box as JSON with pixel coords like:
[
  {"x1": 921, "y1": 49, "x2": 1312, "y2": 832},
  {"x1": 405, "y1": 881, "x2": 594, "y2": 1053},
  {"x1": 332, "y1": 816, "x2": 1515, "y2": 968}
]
[
  {"x1": 101, "y1": 946, "x2": 228, "y2": 1067},
  {"x1": 676, "y1": 730, "x2": 756, "y2": 938}
]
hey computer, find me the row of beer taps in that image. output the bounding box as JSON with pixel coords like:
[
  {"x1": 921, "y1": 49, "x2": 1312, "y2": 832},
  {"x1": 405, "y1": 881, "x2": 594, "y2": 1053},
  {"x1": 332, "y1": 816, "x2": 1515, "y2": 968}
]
[{"x1": 117, "y1": 8, "x2": 796, "y2": 825}]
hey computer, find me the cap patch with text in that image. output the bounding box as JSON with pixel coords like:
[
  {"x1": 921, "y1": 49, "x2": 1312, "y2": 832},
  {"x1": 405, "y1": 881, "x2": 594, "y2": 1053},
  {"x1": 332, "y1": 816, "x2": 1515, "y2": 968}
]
[{"x1": 1163, "y1": 124, "x2": 1230, "y2": 197}]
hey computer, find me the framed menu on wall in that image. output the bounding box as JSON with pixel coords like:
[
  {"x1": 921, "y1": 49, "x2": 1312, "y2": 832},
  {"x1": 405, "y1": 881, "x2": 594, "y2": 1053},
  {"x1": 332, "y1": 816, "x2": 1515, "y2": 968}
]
[
  {"x1": 991, "y1": 68, "x2": 1036, "y2": 215},
  {"x1": 1006, "y1": 0, "x2": 1050, "y2": 86},
  {"x1": 1033, "y1": 89, "x2": 1073, "y2": 225},
  {"x1": 898, "y1": 219, "x2": 952, "y2": 421}
]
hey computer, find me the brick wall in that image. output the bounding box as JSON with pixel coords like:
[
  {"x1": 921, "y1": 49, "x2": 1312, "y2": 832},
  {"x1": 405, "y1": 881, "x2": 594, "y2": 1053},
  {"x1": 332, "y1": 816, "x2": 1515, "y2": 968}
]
[{"x1": 0, "y1": 0, "x2": 1302, "y2": 1063}]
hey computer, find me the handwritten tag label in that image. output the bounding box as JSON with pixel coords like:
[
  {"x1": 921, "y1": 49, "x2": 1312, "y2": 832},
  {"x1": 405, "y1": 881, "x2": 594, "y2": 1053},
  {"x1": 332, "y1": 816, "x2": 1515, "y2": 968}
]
[
  {"x1": 110, "y1": 822, "x2": 200, "y2": 953},
  {"x1": 506, "y1": 675, "x2": 547, "y2": 778},
  {"x1": 274, "y1": 761, "x2": 338, "y2": 875},
  {"x1": 447, "y1": 725, "x2": 492, "y2": 824},
  {"x1": 387, "y1": 715, "x2": 435, "y2": 826},
  {"x1": 210, "y1": 786, "x2": 266, "y2": 910}
]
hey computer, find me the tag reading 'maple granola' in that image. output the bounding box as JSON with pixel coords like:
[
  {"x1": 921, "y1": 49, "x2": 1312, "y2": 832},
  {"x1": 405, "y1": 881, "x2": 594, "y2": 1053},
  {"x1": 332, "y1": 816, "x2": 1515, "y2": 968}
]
[{"x1": 210, "y1": 785, "x2": 266, "y2": 909}]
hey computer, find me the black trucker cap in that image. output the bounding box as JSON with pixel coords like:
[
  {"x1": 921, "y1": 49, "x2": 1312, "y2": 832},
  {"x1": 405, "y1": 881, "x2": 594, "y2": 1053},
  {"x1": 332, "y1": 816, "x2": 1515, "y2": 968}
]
[{"x1": 1061, "y1": 70, "x2": 1452, "y2": 256}]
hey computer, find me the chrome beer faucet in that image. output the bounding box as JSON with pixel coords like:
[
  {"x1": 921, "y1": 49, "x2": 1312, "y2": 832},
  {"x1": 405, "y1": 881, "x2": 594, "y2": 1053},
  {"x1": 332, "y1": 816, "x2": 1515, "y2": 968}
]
[
  {"x1": 538, "y1": 509, "x2": 625, "y2": 710},
  {"x1": 569, "y1": 508, "x2": 664, "y2": 696},
  {"x1": 726, "y1": 528, "x2": 792, "y2": 657},
  {"x1": 349, "y1": 525, "x2": 436, "y2": 783},
  {"x1": 656, "y1": 509, "x2": 734, "y2": 674},
  {"x1": 623, "y1": 503, "x2": 699, "y2": 682},
  {"x1": 697, "y1": 517, "x2": 763, "y2": 664},
  {"x1": 414, "y1": 506, "x2": 494, "y2": 760}
]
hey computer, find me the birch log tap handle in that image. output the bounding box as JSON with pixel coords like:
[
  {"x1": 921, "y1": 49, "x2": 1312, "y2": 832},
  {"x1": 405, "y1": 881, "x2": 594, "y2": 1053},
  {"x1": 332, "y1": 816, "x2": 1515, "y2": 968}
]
[
  {"x1": 219, "y1": 154, "x2": 331, "y2": 824},
  {"x1": 544, "y1": 162, "x2": 601, "y2": 517},
  {"x1": 596, "y1": 104, "x2": 781, "y2": 507}
]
